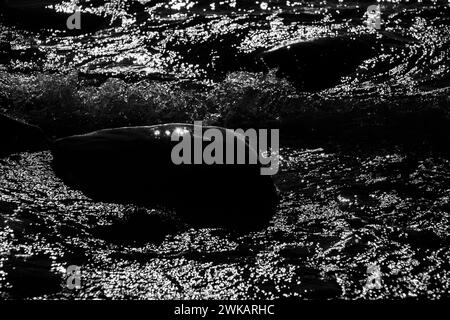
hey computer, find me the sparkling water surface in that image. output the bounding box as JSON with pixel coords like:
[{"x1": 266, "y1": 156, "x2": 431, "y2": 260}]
[{"x1": 0, "y1": 1, "x2": 449, "y2": 299}]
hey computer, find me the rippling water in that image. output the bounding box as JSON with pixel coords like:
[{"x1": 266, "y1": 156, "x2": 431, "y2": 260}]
[
  {"x1": 1, "y1": 0, "x2": 449, "y2": 91},
  {"x1": 1, "y1": 146, "x2": 449, "y2": 299},
  {"x1": 0, "y1": 0, "x2": 449, "y2": 299}
]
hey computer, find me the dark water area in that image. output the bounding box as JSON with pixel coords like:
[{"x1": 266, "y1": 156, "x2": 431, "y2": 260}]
[{"x1": 0, "y1": 0, "x2": 450, "y2": 299}]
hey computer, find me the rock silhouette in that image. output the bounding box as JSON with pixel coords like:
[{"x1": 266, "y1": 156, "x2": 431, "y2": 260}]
[
  {"x1": 260, "y1": 35, "x2": 378, "y2": 91},
  {"x1": 51, "y1": 124, "x2": 278, "y2": 230},
  {"x1": 0, "y1": 113, "x2": 50, "y2": 156}
]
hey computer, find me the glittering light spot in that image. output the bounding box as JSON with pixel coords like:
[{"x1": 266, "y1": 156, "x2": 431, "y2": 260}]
[
  {"x1": 337, "y1": 195, "x2": 351, "y2": 203},
  {"x1": 173, "y1": 127, "x2": 189, "y2": 136}
]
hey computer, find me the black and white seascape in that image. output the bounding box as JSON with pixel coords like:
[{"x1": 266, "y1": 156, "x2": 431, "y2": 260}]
[{"x1": 0, "y1": 0, "x2": 449, "y2": 301}]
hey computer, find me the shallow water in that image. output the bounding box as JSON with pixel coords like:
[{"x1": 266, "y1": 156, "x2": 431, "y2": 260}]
[
  {"x1": 0, "y1": 0, "x2": 450, "y2": 299},
  {"x1": 0, "y1": 146, "x2": 449, "y2": 299}
]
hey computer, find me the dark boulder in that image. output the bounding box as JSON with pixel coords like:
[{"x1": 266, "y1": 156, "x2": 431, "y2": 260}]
[
  {"x1": 260, "y1": 35, "x2": 379, "y2": 91},
  {"x1": 0, "y1": 113, "x2": 50, "y2": 156},
  {"x1": 51, "y1": 124, "x2": 278, "y2": 230}
]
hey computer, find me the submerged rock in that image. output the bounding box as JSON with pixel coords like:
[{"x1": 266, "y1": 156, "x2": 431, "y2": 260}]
[
  {"x1": 0, "y1": 113, "x2": 50, "y2": 156},
  {"x1": 260, "y1": 35, "x2": 379, "y2": 90},
  {"x1": 51, "y1": 124, "x2": 278, "y2": 230}
]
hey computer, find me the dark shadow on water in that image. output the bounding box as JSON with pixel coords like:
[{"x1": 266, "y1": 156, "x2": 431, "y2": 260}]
[
  {"x1": 4, "y1": 253, "x2": 61, "y2": 298},
  {"x1": 0, "y1": 0, "x2": 110, "y2": 35},
  {"x1": 90, "y1": 208, "x2": 179, "y2": 245}
]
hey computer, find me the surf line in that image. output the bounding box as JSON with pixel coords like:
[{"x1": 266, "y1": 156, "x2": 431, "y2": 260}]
[{"x1": 170, "y1": 121, "x2": 279, "y2": 176}]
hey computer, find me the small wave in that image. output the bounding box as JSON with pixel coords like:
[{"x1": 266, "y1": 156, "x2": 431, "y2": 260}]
[{"x1": 1, "y1": 70, "x2": 449, "y2": 149}]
